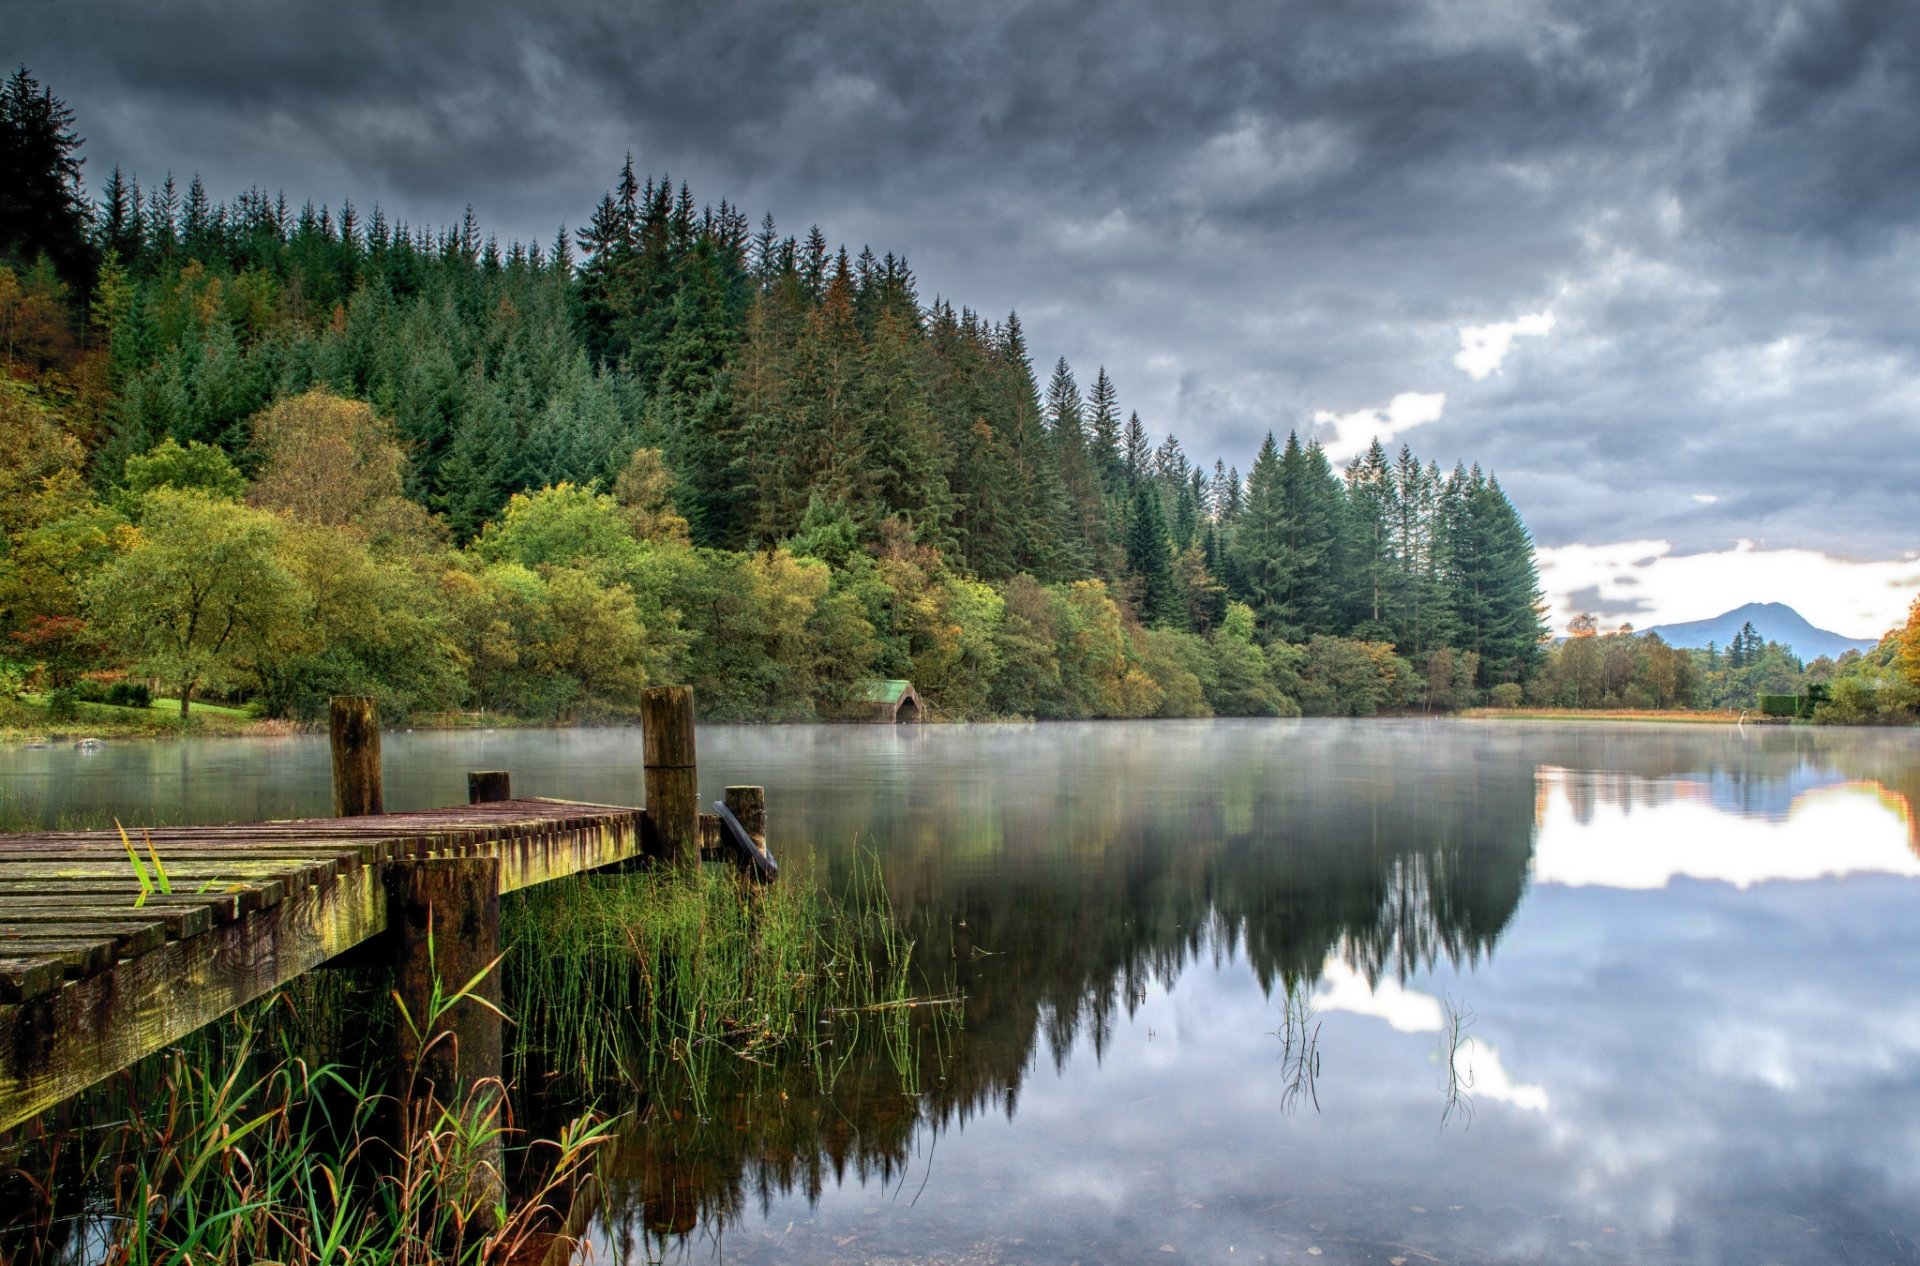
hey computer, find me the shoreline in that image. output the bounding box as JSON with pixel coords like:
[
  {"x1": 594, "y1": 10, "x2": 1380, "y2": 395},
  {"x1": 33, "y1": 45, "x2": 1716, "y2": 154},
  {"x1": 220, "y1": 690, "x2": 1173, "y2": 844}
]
[
  {"x1": 2, "y1": 701, "x2": 1789, "y2": 744},
  {"x1": 1453, "y1": 707, "x2": 1760, "y2": 725}
]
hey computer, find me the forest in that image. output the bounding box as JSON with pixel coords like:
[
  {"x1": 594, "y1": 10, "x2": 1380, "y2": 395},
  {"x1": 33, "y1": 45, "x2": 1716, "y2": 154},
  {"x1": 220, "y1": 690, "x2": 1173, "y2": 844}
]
[
  {"x1": 3, "y1": 66, "x2": 1555, "y2": 726},
  {"x1": 1524, "y1": 612, "x2": 1920, "y2": 724}
]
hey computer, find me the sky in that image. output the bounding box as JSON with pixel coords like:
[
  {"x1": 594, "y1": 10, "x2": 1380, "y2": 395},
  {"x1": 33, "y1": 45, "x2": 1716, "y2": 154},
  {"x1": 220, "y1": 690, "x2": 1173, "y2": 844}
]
[{"x1": 14, "y1": 0, "x2": 1920, "y2": 636}]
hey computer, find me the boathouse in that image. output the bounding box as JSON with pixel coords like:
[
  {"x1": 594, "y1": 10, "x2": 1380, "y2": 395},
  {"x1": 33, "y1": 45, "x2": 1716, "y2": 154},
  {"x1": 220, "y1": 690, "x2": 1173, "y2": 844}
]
[{"x1": 863, "y1": 679, "x2": 924, "y2": 723}]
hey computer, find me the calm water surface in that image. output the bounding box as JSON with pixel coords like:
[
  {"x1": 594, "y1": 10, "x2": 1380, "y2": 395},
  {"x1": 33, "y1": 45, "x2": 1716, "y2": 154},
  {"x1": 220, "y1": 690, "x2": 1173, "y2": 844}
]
[{"x1": 4, "y1": 719, "x2": 1919, "y2": 1265}]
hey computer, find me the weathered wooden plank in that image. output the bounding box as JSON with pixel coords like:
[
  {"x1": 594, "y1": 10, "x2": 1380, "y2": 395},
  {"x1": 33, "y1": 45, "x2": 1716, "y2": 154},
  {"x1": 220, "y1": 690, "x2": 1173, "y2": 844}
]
[
  {"x1": 0, "y1": 900, "x2": 212, "y2": 939},
  {"x1": 0, "y1": 938, "x2": 117, "y2": 977},
  {"x1": 0, "y1": 860, "x2": 337, "y2": 902},
  {"x1": 0, "y1": 865, "x2": 386, "y2": 1133},
  {"x1": 0, "y1": 878, "x2": 283, "y2": 917},
  {"x1": 0, "y1": 842, "x2": 397, "y2": 867},
  {"x1": 0, "y1": 959, "x2": 62, "y2": 1005},
  {"x1": 1, "y1": 920, "x2": 168, "y2": 963}
]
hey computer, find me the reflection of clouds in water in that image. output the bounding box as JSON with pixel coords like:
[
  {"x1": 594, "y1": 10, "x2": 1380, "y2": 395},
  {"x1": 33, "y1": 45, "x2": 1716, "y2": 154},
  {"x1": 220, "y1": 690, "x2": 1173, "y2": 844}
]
[
  {"x1": 1533, "y1": 768, "x2": 1919, "y2": 889},
  {"x1": 1314, "y1": 959, "x2": 1443, "y2": 1032},
  {"x1": 1454, "y1": 1038, "x2": 1548, "y2": 1113},
  {"x1": 1312, "y1": 959, "x2": 1548, "y2": 1112}
]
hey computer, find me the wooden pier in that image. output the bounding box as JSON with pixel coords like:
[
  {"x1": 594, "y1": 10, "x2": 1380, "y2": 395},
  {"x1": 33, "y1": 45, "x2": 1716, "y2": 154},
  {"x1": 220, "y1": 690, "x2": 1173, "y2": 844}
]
[{"x1": 0, "y1": 684, "x2": 769, "y2": 1134}]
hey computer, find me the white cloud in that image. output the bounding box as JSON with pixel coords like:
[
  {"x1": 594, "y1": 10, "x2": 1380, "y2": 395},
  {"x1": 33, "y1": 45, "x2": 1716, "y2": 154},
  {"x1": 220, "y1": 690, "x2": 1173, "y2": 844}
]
[
  {"x1": 1311, "y1": 390, "x2": 1447, "y2": 464},
  {"x1": 1534, "y1": 538, "x2": 1920, "y2": 638},
  {"x1": 1689, "y1": 492, "x2": 1718, "y2": 504},
  {"x1": 1453, "y1": 310, "x2": 1556, "y2": 380}
]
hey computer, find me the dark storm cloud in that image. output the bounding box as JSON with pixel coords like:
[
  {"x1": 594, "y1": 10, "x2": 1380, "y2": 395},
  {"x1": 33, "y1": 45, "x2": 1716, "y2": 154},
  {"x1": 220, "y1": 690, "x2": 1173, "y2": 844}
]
[{"x1": 14, "y1": 0, "x2": 1920, "y2": 559}]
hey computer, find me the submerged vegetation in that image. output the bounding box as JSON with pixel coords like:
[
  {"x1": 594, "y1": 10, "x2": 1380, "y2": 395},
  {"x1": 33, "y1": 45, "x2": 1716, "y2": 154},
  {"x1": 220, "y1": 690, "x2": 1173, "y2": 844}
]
[{"x1": 0, "y1": 857, "x2": 948, "y2": 1263}]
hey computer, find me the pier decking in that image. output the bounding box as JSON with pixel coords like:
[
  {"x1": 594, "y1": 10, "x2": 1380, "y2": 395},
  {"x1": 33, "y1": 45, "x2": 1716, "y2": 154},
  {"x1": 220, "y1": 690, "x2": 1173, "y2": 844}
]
[
  {"x1": 0, "y1": 797, "x2": 648, "y2": 1132},
  {"x1": 0, "y1": 684, "x2": 761, "y2": 1135}
]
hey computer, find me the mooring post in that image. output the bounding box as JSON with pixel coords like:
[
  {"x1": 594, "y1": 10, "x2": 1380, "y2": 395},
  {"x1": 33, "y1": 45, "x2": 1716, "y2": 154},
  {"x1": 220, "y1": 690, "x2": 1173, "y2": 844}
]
[
  {"x1": 390, "y1": 856, "x2": 504, "y2": 1213},
  {"x1": 467, "y1": 770, "x2": 512, "y2": 804},
  {"x1": 329, "y1": 695, "x2": 383, "y2": 817},
  {"x1": 723, "y1": 786, "x2": 766, "y2": 849},
  {"x1": 641, "y1": 685, "x2": 699, "y2": 862}
]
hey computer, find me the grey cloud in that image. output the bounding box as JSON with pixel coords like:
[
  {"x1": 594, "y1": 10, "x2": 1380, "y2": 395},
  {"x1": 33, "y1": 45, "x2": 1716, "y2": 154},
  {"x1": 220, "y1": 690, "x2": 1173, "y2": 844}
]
[
  {"x1": 1564, "y1": 584, "x2": 1654, "y2": 619},
  {"x1": 15, "y1": 0, "x2": 1920, "y2": 558}
]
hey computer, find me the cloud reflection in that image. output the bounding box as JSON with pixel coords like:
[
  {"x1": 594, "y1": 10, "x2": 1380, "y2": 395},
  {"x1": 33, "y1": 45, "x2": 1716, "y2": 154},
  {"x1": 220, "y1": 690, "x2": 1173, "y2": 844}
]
[{"x1": 1532, "y1": 766, "x2": 1918, "y2": 890}]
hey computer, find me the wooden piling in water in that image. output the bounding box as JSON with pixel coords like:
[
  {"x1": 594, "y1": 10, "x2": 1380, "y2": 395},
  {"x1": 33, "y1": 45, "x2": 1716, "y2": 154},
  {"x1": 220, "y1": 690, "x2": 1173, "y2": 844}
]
[
  {"x1": 389, "y1": 855, "x2": 504, "y2": 1211},
  {"x1": 467, "y1": 770, "x2": 511, "y2": 804},
  {"x1": 641, "y1": 685, "x2": 699, "y2": 862},
  {"x1": 329, "y1": 696, "x2": 383, "y2": 817},
  {"x1": 723, "y1": 786, "x2": 766, "y2": 848}
]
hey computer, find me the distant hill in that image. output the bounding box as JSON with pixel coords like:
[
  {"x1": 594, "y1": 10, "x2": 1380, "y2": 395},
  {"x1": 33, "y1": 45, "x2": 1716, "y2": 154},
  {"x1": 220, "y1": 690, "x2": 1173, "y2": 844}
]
[{"x1": 1644, "y1": 602, "x2": 1880, "y2": 661}]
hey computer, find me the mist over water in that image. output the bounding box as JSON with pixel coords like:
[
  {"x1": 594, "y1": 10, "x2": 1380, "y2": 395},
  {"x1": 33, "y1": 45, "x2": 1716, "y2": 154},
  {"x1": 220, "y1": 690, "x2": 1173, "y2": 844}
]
[{"x1": 5, "y1": 720, "x2": 1919, "y2": 1264}]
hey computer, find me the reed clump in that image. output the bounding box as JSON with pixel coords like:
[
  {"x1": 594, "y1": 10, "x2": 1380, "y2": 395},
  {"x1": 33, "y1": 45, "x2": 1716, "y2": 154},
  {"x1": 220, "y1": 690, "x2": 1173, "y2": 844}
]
[
  {"x1": 504, "y1": 852, "x2": 928, "y2": 1089},
  {"x1": 2, "y1": 973, "x2": 611, "y2": 1265}
]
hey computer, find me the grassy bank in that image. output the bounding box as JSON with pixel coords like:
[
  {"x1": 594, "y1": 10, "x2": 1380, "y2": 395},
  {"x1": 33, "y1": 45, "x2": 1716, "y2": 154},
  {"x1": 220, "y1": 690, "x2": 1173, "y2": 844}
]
[{"x1": 0, "y1": 694, "x2": 283, "y2": 742}]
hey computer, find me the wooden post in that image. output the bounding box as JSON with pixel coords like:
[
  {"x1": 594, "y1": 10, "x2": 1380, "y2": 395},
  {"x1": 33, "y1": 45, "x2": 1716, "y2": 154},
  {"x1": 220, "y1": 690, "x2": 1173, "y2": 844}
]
[
  {"x1": 723, "y1": 786, "x2": 766, "y2": 849},
  {"x1": 467, "y1": 770, "x2": 512, "y2": 804},
  {"x1": 641, "y1": 685, "x2": 698, "y2": 862},
  {"x1": 389, "y1": 856, "x2": 504, "y2": 1212},
  {"x1": 329, "y1": 696, "x2": 383, "y2": 817}
]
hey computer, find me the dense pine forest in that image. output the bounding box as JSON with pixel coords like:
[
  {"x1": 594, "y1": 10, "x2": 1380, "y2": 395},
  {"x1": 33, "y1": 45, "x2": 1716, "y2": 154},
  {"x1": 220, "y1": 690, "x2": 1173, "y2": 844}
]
[{"x1": 0, "y1": 67, "x2": 1553, "y2": 725}]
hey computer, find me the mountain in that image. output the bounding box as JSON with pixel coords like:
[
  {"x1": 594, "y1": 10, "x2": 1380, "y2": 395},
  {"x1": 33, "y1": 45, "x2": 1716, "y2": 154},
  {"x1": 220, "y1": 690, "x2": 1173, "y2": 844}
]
[{"x1": 1644, "y1": 602, "x2": 1881, "y2": 661}]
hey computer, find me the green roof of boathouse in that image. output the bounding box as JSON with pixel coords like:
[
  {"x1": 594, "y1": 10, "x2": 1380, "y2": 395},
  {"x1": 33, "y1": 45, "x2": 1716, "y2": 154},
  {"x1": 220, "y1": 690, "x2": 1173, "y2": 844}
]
[{"x1": 863, "y1": 679, "x2": 913, "y2": 704}]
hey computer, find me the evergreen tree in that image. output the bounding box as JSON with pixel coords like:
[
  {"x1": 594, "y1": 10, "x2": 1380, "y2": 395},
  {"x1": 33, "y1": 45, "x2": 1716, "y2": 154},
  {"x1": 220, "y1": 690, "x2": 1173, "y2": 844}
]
[
  {"x1": 1, "y1": 66, "x2": 94, "y2": 289},
  {"x1": 1229, "y1": 433, "x2": 1290, "y2": 630},
  {"x1": 1045, "y1": 356, "x2": 1107, "y2": 573},
  {"x1": 1126, "y1": 481, "x2": 1179, "y2": 627},
  {"x1": 1088, "y1": 367, "x2": 1123, "y2": 493},
  {"x1": 1342, "y1": 438, "x2": 1397, "y2": 637}
]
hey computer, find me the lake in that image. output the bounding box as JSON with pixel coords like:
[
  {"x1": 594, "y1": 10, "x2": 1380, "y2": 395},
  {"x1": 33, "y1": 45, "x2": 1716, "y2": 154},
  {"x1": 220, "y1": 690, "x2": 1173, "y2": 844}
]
[{"x1": 4, "y1": 719, "x2": 1919, "y2": 1265}]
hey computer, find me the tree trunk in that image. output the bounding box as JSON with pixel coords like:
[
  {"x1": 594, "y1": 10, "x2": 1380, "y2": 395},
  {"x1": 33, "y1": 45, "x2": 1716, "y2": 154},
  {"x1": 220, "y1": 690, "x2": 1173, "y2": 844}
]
[{"x1": 178, "y1": 680, "x2": 194, "y2": 719}]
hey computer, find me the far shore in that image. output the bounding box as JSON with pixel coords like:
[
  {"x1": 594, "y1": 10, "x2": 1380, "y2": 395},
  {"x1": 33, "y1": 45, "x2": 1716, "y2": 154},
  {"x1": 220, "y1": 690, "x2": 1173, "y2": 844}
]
[
  {"x1": 3, "y1": 697, "x2": 1799, "y2": 744},
  {"x1": 1454, "y1": 707, "x2": 1762, "y2": 724}
]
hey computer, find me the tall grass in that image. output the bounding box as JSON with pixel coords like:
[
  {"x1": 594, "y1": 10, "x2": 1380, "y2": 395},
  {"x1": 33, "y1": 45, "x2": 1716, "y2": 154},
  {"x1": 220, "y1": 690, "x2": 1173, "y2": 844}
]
[
  {"x1": 503, "y1": 851, "x2": 944, "y2": 1095},
  {"x1": 4, "y1": 969, "x2": 611, "y2": 1265}
]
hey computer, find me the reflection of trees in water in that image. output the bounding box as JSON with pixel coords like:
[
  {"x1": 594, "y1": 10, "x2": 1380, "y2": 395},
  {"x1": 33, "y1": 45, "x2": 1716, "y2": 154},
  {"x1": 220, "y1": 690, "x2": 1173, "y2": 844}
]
[
  {"x1": 584, "y1": 721, "x2": 1544, "y2": 1248},
  {"x1": 1527, "y1": 724, "x2": 1920, "y2": 850},
  {"x1": 538, "y1": 721, "x2": 1920, "y2": 1249}
]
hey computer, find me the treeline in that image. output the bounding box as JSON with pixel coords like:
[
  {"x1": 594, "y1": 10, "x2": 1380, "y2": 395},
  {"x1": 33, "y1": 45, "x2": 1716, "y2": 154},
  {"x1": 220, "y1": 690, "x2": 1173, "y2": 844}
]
[
  {"x1": 0, "y1": 67, "x2": 1549, "y2": 723},
  {"x1": 1523, "y1": 612, "x2": 1920, "y2": 724}
]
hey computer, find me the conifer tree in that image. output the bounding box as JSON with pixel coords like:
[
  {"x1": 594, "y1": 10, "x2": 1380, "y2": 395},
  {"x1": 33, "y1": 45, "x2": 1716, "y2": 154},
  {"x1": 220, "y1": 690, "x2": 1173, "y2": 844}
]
[
  {"x1": 1126, "y1": 481, "x2": 1179, "y2": 628},
  {"x1": 0, "y1": 67, "x2": 94, "y2": 288},
  {"x1": 1088, "y1": 367, "x2": 1123, "y2": 492}
]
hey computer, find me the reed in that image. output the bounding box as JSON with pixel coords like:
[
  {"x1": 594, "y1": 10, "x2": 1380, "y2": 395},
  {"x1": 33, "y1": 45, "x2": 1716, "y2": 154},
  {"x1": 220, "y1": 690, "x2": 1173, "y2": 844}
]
[
  {"x1": 3, "y1": 969, "x2": 609, "y2": 1265},
  {"x1": 502, "y1": 850, "x2": 937, "y2": 1093}
]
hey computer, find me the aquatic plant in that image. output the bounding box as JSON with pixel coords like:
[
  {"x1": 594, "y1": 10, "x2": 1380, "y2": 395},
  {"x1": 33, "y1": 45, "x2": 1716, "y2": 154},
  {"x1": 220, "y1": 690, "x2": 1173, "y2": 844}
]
[
  {"x1": 502, "y1": 849, "x2": 948, "y2": 1095},
  {"x1": 1439, "y1": 993, "x2": 1476, "y2": 1129}
]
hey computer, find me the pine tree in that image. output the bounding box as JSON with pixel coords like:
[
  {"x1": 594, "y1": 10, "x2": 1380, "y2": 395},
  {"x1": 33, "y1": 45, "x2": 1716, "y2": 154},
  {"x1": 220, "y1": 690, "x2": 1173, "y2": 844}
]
[
  {"x1": 1229, "y1": 432, "x2": 1290, "y2": 630},
  {"x1": 1273, "y1": 434, "x2": 1346, "y2": 638},
  {"x1": 1126, "y1": 481, "x2": 1179, "y2": 628},
  {"x1": 1123, "y1": 411, "x2": 1151, "y2": 486},
  {"x1": 1088, "y1": 367, "x2": 1123, "y2": 493},
  {"x1": 1342, "y1": 438, "x2": 1397, "y2": 637},
  {"x1": 0, "y1": 66, "x2": 94, "y2": 289},
  {"x1": 1045, "y1": 356, "x2": 1107, "y2": 573}
]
